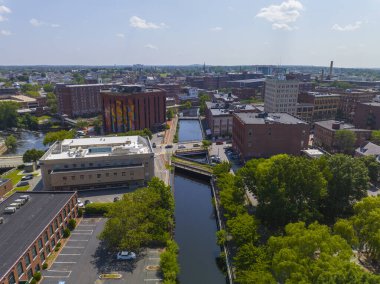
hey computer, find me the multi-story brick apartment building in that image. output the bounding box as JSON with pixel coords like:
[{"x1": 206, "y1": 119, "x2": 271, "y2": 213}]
[
  {"x1": 55, "y1": 83, "x2": 111, "y2": 118},
  {"x1": 155, "y1": 83, "x2": 180, "y2": 98},
  {"x1": 354, "y1": 102, "x2": 380, "y2": 130},
  {"x1": 264, "y1": 78, "x2": 300, "y2": 115},
  {"x1": 0, "y1": 192, "x2": 78, "y2": 284},
  {"x1": 296, "y1": 103, "x2": 314, "y2": 123},
  {"x1": 39, "y1": 136, "x2": 154, "y2": 191},
  {"x1": 337, "y1": 90, "x2": 376, "y2": 121},
  {"x1": 298, "y1": 92, "x2": 340, "y2": 121},
  {"x1": 101, "y1": 85, "x2": 166, "y2": 133},
  {"x1": 232, "y1": 112, "x2": 309, "y2": 160},
  {"x1": 314, "y1": 120, "x2": 371, "y2": 152}
]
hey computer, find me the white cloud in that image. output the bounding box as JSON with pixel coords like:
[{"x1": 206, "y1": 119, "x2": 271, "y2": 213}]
[
  {"x1": 116, "y1": 33, "x2": 125, "y2": 38},
  {"x1": 144, "y1": 44, "x2": 158, "y2": 50},
  {"x1": 30, "y1": 18, "x2": 60, "y2": 28},
  {"x1": 0, "y1": 29, "x2": 11, "y2": 36},
  {"x1": 30, "y1": 18, "x2": 43, "y2": 27},
  {"x1": 0, "y1": 4, "x2": 11, "y2": 22},
  {"x1": 256, "y1": 0, "x2": 303, "y2": 31},
  {"x1": 332, "y1": 21, "x2": 362, "y2": 32},
  {"x1": 210, "y1": 27, "x2": 223, "y2": 32},
  {"x1": 129, "y1": 16, "x2": 166, "y2": 29}
]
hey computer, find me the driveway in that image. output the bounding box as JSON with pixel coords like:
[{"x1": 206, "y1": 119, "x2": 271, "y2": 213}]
[{"x1": 42, "y1": 217, "x2": 162, "y2": 284}]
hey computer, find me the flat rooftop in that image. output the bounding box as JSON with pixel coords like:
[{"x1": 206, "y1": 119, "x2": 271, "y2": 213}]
[
  {"x1": 307, "y1": 92, "x2": 340, "y2": 98},
  {"x1": 41, "y1": 136, "x2": 152, "y2": 161},
  {"x1": 362, "y1": 102, "x2": 380, "y2": 107},
  {"x1": 235, "y1": 112, "x2": 307, "y2": 125},
  {"x1": 315, "y1": 120, "x2": 369, "y2": 132},
  {"x1": 0, "y1": 191, "x2": 75, "y2": 278},
  {"x1": 227, "y1": 78, "x2": 266, "y2": 83},
  {"x1": 101, "y1": 85, "x2": 162, "y2": 94}
]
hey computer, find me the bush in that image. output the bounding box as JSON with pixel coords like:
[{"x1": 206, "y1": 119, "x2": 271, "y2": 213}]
[
  {"x1": 54, "y1": 247, "x2": 59, "y2": 252},
  {"x1": 63, "y1": 228, "x2": 71, "y2": 238},
  {"x1": 56, "y1": 242, "x2": 61, "y2": 248},
  {"x1": 30, "y1": 279, "x2": 37, "y2": 284},
  {"x1": 33, "y1": 271, "x2": 41, "y2": 281},
  {"x1": 85, "y1": 202, "x2": 113, "y2": 215},
  {"x1": 160, "y1": 240, "x2": 180, "y2": 282},
  {"x1": 42, "y1": 263, "x2": 48, "y2": 270},
  {"x1": 77, "y1": 208, "x2": 83, "y2": 217},
  {"x1": 68, "y1": 219, "x2": 76, "y2": 231}
]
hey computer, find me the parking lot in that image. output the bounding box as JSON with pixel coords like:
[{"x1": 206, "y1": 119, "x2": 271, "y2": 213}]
[{"x1": 42, "y1": 217, "x2": 162, "y2": 284}]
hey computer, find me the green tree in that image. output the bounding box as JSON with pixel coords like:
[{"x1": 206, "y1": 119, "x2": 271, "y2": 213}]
[
  {"x1": 226, "y1": 213, "x2": 258, "y2": 246},
  {"x1": 46, "y1": 92, "x2": 58, "y2": 114},
  {"x1": 238, "y1": 155, "x2": 327, "y2": 228},
  {"x1": 333, "y1": 219, "x2": 358, "y2": 248},
  {"x1": 359, "y1": 155, "x2": 380, "y2": 184},
  {"x1": 334, "y1": 129, "x2": 356, "y2": 154},
  {"x1": 43, "y1": 130, "x2": 75, "y2": 145},
  {"x1": 21, "y1": 83, "x2": 40, "y2": 93},
  {"x1": 5, "y1": 135, "x2": 17, "y2": 150},
  {"x1": 321, "y1": 154, "x2": 369, "y2": 222},
  {"x1": 23, "y1": 149, "x2": 45, "y2": 163},
  {"x1": 76, "y1": 119, "x2": 89, "y2": 130},
  {"x1": 43, "y1": 83, "x2": 54, "y2": 92},
  {"x1": 166, "y1": 109, "x2": 174, "y2": 120},
  {"x1": 93, "y1": 116, "x2": 102, "y2": 135},
  {"x1": 199, "y1": 93, "x2": 211, "y2": 115},
  {"x1": 19, "y1": 113, "x2": 39, "y2": 130},
  {"x1": 184, "y1": 101, "x2": 192, "y2": 109},
  {"x1": 202, "y1": 139, "x2": 212, "y2": 150},
  {"x1": 371, "y1": 130, "x2": 380, "y2": 145},
  {"x1": 0, "y1": 101, "x2": 19, "y2": 130},
  {"x1": 160, "y1": 240, "x2": 180, "y2": 283},
  {"x1": 213, "y1": 161, "x2": 231, "y2": 177},
  {"x1": 217, "y1": 173, "x2": 246, "y2": 218},
  {"x1": 25, "y1": 91, "x2": 40, "y2": 98}
]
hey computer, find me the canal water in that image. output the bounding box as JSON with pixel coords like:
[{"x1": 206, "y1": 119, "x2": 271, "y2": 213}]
[
  {"x1": 178, "y1": 120, "x2": 203, "y2": 142},
  {"x1": 174, "y1": 173, "x2": 225, "y2": 284}
]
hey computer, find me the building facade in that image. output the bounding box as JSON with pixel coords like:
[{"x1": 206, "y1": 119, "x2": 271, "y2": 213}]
[
  {"x1": 314, "y1": 120, "x2": 371, "y2": 152},
  {"x1": 0, "y1": 192, "x2": 78, "y2": 284},
  {"x1": 353, "y1": 102, "x2": 380, "y2": 130},
  {"x1": 264, "y1": 78, "x2": 299, "y2": 115},
  {"x1": 55, "y1": 83, "x2": 106, "y2": 118},
  {"x1": 39, "y1": 136, "x2": 154, "y2": 191},
  {"x1": 101, "y1": 85, "x2": 166, "y2": 133},
  {"x1": 298, "y1": 92, "x2": 340, "y2": 121},
  {"x1": 232, "y1": 112, "x2": 309, "y2": 160}
]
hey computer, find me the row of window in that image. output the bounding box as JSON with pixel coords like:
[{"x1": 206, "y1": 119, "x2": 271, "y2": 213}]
[
  {"x1": 7, "y1": 198, "x2": 77, "y2": 284},
  {"x1": 62, "y1": 171, "x2": 135, "y2": 181}
]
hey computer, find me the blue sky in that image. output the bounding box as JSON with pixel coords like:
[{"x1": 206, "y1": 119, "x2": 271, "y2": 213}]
[{"x1": 0, "y1": 0, "x2": 379, "y2": 67}]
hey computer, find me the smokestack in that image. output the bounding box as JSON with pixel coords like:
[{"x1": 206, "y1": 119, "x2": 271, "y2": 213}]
[
  {"x1": 321, "y1": 69, "x2": 324, "y2": 81},
  {"x1": 329, "y1": 61, "x2": 333, "y2": 79}
]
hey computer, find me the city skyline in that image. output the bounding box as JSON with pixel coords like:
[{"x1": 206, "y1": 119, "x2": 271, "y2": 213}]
[{"x1": 0, "y1": 0, "x2": 379, "y2": 68}]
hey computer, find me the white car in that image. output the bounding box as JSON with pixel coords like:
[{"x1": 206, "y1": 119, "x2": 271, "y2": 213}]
[
  {"x1": 116, "y1": 251, "x2": 136, "y2": 260},
  {"x1": 77, "y1": 199, "x2": 84, "y2": 207}
]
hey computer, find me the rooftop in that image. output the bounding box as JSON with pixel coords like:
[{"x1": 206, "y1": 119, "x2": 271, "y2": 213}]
[
  {"x1": 315, "y1": 120, "x2": 369, "y2": 132},
  {"x1": 41, "y1": 136, "x2": 152, "y2": 161},
  {"x1": 362, "y1": 102, "x2": 380, "y2": 107},
  {"x1": 227, "y1": 78, "x2": 266, "y2": 83},
  {"x1": 235, "y1": 112, "x2": 307, "y2": 125},
  {"x1": 0, "y1": 191, "x2": 76, "y2": 278},
  {"x1": 356, "y1": 142, "x2": 380, "y2": 156},
  {"x1": 307, "y1": 92, "x2": 341, "y2": 98},
  {"x1": 101, "y1": 85, "x2": 163, "y2": 94}
]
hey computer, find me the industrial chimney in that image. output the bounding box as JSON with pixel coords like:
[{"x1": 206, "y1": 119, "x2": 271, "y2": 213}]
[{"x1": 329, "y1": 61, "x2": 333, "y2": 79}]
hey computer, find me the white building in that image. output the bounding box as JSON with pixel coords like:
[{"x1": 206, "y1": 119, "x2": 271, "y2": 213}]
[{"x1": 264, "y1": 78, "x2": 299, "y2": 115}]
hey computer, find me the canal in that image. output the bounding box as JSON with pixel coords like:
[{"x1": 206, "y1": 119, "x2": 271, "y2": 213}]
[
  {"x1": 174, "y1": 174, "x2": 225, "y2": 284},
  {"x1": 2, "y1": 130, "x2": 46, "y2": 156},
  {"x1": 178, "y1": 119, "x2": 203, "y2": 142}
]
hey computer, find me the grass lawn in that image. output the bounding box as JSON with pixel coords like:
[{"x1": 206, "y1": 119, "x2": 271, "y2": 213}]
[
  {"x1": 2, "y1": 169, "x2": 32, "y2": 197},
  {"x1": 37, "y1": 115, "x2": 52, "y2": 122},
  {"x1": 4, "y1": 185, "x2": 30, "y2": 197}
]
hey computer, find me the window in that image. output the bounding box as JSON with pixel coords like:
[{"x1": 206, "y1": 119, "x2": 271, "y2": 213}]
[
  {"x1": 73, "y1": 164, "x2": 77, "y2": 168},
  {"x1": 114, "y1": 172, "x2": 117, "y2": 176},
  {"x1": 46, "y1": 245, "x2": 51, "y2": 254},
  {"x1": 88, "y1": 174, "x2": 92, "y2": 179},
  {"x1": 27, "y1": 269, "x2": 33, "y2": 280},
  {"x1": 106, "y1": 173, "x2": 109, "y2": 177},
  {"x1": 40, "y1": 251, "x2": 45, "y2": 262},
  {"x1": 17, "y1": 262, "x2": 24, "y2": 276},
  {"x1": 51, "y1": 238, "x2": 56, "y2": 248},
  {"x1": 59, "y1": 214, "x2": 62, "y2": 224},
  {"x1": 35, "y1": 264, "x2": 40, "y2": 272},
  {"x1": 44, "y1": 232, "x2": 48, "y2": 242},
  {"x1": 25, "y1": 253, "x2": 31, "y2": 267},
  {"x1": 8, "y1": 272, "x2": 16, "y2": 284},
  {"x1": 49, "y1": 225, "x2": 53, "y2": 235},
  {"x1": 71, "y1": 176, "x2": 75, "y2": 180},
  {"x1": 64, "y1": 165, "x2": 68, "y2": 169},
  {"x1": 122, "y1": 172, "x2": 126, "y2": 176},
  {"x1": 81, "y1": 163, "x2": 85, "y2": 168},
  {"x1": 54, "y1": 220, "x2": 58, "y2": 230},
  {"x1": 97, "y1": 174, "x2": 101, "y2": 178},
  {"x1": 63, "y1": 208, "x2": 67, "y2": 218},
  {"x1": 80, "y1": 175, "x2": 84, "y2": 180},
  {"x1": 32, "y1": 245, "x2": 37, "y2": 258},
  {"x1": 38, "y1": 238, "x2": 43, "y2": 250},
  {"x1": 89, "y1": 163, "x2": 93, "y2": 167},
  {"x1": 63, "y1": 176, "x2": 67, "y2": 181}
]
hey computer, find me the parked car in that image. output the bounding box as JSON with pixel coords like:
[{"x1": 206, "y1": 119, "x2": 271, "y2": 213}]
[
  {"x1": 84, "y1": 200, "x2": 91, "y2": 206},
  {"x1": 216, "y1": 141, "x2": 224, "y2": 145},
  {"x1": 165, "y1": 144, "x2": 173, "y2": 149},
  {"x1": 21, "y1": 175, "x2": 33, "y2": 181},
  {"x1": 17, "y1": 181, "x2": 29, "y2": 187},
  {"x1": 157, "y1": 133, "x2": 164, "y2": 137},
  {"x1": 193, "y1": 143, "x2": 200, "y2": 147},
  {"x1": 77, "y1": 199, "x2": 84, "y2": 207},
  {"x1": 116, "y1": 251, "x2": 136, "y2": 260},
  {"x1": 178, "y1": 145, "x2": 186, "y2": 149},
  {"x1": 152, "y1": 142, "x2": 156, "y2": 148},
  {"x1": 113, "y1": 197, "x2": 120, "y2": 202}
]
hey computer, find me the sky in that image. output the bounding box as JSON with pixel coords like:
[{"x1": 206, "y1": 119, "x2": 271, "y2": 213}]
[{"x1": 0, "y1": 0, "x2": 379, "y2": 67}]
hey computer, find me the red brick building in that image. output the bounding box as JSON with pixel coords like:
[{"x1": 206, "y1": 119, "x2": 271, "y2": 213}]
[
  {"x1": 55, "y1": 83, "x2": 111, "y2": 118},
  {"x1": 314, "y1": 120, "x2": 371, "y2": 152},
  {"x1": 0, "y1": 178, "x2": 12, "y2": 198},
  {"x1": 353, "y1": 102, "x2": 380, "y2": 130},
  {"x1": 0, "y1": 192, "x2": 78, "y2": 284},
  {"x1": 232, "y1": 112, "x2": 309, "y2": 160},
  {"x1": 101, "y1": 85, "x2": 166, "y2": 133}
]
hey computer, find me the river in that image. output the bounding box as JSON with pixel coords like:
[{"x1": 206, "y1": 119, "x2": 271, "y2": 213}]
[
  {"x1": 174, "y1": 174, "x2": 225, "y2": 284},
  {"x1": 2, "y1": 130, "x2": 46, "y2": 156}
]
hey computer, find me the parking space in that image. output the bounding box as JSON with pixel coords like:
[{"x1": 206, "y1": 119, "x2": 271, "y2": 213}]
[{"x1": 77, "y1": 186, "x2": 139, "y2": 203}]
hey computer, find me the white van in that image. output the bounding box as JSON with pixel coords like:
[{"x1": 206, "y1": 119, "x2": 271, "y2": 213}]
[
  {"x1": 4, "y1": 207, "x2": 17, "y2": 214},
  {"x1": 9, "y1": 203, "x2": 21, "y2": 209}
]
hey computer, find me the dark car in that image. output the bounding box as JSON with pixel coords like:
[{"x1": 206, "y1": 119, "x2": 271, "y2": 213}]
[
  {"x1": 165, "y1": 144, "x2": 173, "y2": 149},
  {"x1": 84, "y1": 200, "x2": 91, "y2": 206},
  {"x1": 21, "y1": 175, "x2": 33, "y2": 181},
  {"x1": 152, "y1": 142, "x2": 157, "y2": 148},
  {"x1": 114, "y1": 197, "x2": 120, "y2": 202},
  {"x1": 17, "y1": 181, "x2": 29, "y2": 187}
]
